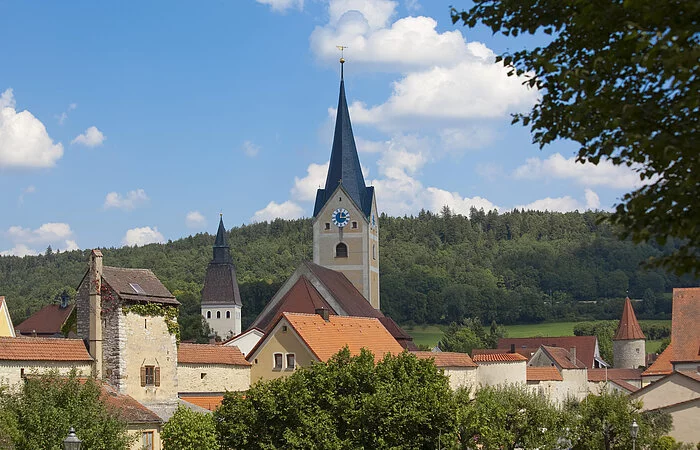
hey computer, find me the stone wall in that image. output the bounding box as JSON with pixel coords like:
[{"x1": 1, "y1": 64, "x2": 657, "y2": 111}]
[
  {"x1": 613, "y1": 339, "x2": 645, "y2": 369},
  {"x1": 177, "y1": 363, "x2": 250, "y2": 393},
  {"x1": 103, "y1": 300, "x2": 127, "y2": 393},
  {"x1": 477, "y1": 361, "x2": 527, "y2": 386},
  {"x1": 443, "y1": 367, "x2": 477, "y2": 391},
  {"x1": 0, "y1": 361, "x2": 92, "y2": 390},
  {"x1": 76, "y1": 273, "x2": 90, "y2": 341}
]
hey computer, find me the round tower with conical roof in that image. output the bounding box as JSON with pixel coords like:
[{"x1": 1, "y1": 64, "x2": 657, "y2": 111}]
[{"x1": 613, "y1": 297, "x2": 646, "y2": 368}]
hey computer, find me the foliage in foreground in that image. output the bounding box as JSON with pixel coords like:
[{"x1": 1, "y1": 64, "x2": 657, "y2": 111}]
[
  {"x1": 162, "y1": 405, "x2": 217, "y2": 450},
  {"x1": 451, "y1": 0, "x2": 700, "y2": 275},
  {"x1": 0, "y1": 370, "x2": 132, "y2": 450},
  {"x1": 214, "y1": 348, "x2": 455, "y2": 449}
]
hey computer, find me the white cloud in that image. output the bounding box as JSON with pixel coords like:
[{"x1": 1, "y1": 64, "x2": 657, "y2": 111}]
[
  {"x1": 103, "y1": 189, "x2": 149, "y2": 211},
  {"x1": 346, "y1": 60, "x2": 536, "y2": 131},
  {"x1": 71, "y1": 126, "x2": 105, "y2": 147},
  {"x1": 2, "y1": 222, "x2": 77, "y2": 256},
  {"x1": 122, "y1": 226, "x2": 165, "y2": 247},
  {"x1": 404, "y1": 0, "x2": 420, "y2": 11},
  {"x1": 251, "y1": 201, "x2": 304, "y2": 222},
  {"x1": 292, "y1": 162, "x2": 329, "y2": 202},
  {"x1": 256, "y1": 0, "x2": 303, "y2": 12},
  {"x1": 0, "y1": 244, "x2": 39, "y2": 257},
  {"x1": 185, "y1": 211, "x2": 207, "y2": 228},
  {"x1": 64, "y1": 240, "x2": 79, "y2": 251},
  {"x1": 516, "y1": 189, "x2": 603, "y2": 212},
  {"x1": 513, "y1": 153, "x2": 643, "y2": 189},
  {"x1": 328, "y1": 0, "x2": 397, "y2": 30},
  {"x1": 0, "y1": 88, "x2": 64, "y2": 169},
  {"x1": 242, "y1": 140, "x2": 260, "y2": 157}
]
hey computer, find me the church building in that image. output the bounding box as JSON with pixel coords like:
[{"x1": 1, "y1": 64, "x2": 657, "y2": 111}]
[
  {"x1": 312, "y1": 59, "x2": 380, "y2": 310},
  {"x1": 201, "y1": 215, "x2": 243, "y2": 338}
]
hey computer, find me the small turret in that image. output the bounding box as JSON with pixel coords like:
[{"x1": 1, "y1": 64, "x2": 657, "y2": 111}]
[{"x1": 613, "y1": 297, "x2": 646, "y2": 369}]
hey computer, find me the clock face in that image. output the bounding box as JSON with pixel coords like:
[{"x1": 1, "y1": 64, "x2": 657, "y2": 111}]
[{"x1": 332, "y1": 208, "x2": 350, "y2": 228}]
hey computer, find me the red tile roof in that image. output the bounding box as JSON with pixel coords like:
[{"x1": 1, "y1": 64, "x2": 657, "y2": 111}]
[
  {"x1": 0, "y1": 336, "x2": 92, "y2": 361},
  {"x1": 527, "y1": 366, "x2": 563, "y2": 381},
  {"x1": 497, "y1": 336, "x2": 600, "y2": 368},
  {"x1": 178, "y1": 343, "x2": 250, "y2": 366},
  {"x1": 614, "y1": 297, "x2": 645, "y2": 340},
  {"x1": 179, "y1": 394, "x2": 224, "y2": 412},
  {"x1": 101, "y1": 384, "x2": 162, "y2": 424},
  {"x1": 15, "y1": 304, "x2": 74, "y2": 336},
  {"x1": 540, "y1": 346, "x2": 586, "y2": 369},
  {"x1": 412, "y1": 351, "x2": 478, "y2": 367},
  {"x1": 472, "y1": 353, "x2": 528, "y2": 362},
  {"x1": 669, "y1": 288, "x2": 700, "y2": 364},
  {"x1": 282, "y1": 313, "x2": 404, "y2": 362},
  {"x1": 587, "y1": 368, "x2": 643, "y2": 382},
  {"x1": 642, "y1": 343, "x2": 674, "y2": 377},
  {"x1": 253, "y1": 276, "x2": 336, "y2": 332}
]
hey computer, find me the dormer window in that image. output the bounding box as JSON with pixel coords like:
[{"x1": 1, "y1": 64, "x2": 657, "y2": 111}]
[{"x1": 335, "y1": 243, "x2": 348, "y2": 258}]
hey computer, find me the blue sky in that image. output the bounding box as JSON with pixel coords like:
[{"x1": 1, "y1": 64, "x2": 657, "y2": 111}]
[{"x1": 0, "y1": 0, "x2": 643, "y2": 255}]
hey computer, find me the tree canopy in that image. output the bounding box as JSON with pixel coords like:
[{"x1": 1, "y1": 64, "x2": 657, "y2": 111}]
[{"x1": 451, "y1": 0, "x2": 700, "y2": 275}]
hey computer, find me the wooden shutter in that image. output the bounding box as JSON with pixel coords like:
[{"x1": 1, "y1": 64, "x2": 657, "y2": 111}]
[
  {"x1": 154, "y1": 367, "x2": 161, "y2": 387},
  {"x1": 140, "y1": 366, "x2": 146, "y2": 387}
]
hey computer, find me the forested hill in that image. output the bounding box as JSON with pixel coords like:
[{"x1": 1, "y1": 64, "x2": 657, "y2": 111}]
[{"x1": 1, "y1": 209, "x2": 695, "y2": 340}]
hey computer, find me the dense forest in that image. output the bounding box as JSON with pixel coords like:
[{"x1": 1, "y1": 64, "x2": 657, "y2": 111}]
[{"x1": 1, "y1": 208, "x2": 696, "y2": 341}]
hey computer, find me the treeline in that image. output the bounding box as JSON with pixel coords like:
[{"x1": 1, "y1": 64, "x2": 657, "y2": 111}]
[{"x1": 0, "y1": 209, "x2": 696, "y2": 341}]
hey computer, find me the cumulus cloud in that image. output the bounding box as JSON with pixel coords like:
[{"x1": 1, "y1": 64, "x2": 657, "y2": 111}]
[
  {"x1": 291, "y1": 162, "x2": 329, "y2": 202},
  {"x1": 103, "y1": 189, "x2": 149, "y2": 211},
  {"x1": 0, "y1": 88, "x2": 64, "y2": 169},
  {"x1": 251, "y1": 201, "x2": 304, "y2": 222},
  {"x1": 516, "y1": 189, "x2": 603, "y2": 212},
  {"x1": 242, "y1": 140, "x2": 260, "y2": 157},
  {"x1": 71, "y1": 126, "x2": 105, "y2": 147},
  {"x1": 185, "y1": 211, "x2": 207, "y2": 228},
  {"x1": 2, "y1": 222, "x2": 77, "y2": 256},
  {"x1": 513, "y1": 153, "x2": 644, "y2": 189},
  {"x1": 256, "y1": 0, "x2": 303, "y2": 12},
  {"x1": 122, "y1": 226, "x2": 165, "y2": 247}
]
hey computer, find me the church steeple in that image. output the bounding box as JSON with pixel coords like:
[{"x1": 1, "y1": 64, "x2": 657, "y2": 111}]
[
  {"x1": 212, "y1": 214, "x2": 232, "y2": 263},
  {"x1": 313, "y1": 60, "x2": 369, "y2": 217}
]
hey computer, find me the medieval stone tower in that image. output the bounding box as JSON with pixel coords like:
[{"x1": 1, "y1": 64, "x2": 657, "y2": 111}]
[
  {"x1": 312, "y1": 60, "x2": 380, "y2": 310},
  {"x1": 613, "y1": 297, "x2": 646, "y2": 369},
  {"x1": 201, "y1": 215, "x2": 243, "y2": 338}
]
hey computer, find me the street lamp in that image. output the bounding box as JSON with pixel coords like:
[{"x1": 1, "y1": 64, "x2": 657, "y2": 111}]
[
  {"x1": 630, "y1": 420, "x2": 639, "y2": 450},
  {"x1": 63, "y1": 427, "x2": 82, "y2": 450}
]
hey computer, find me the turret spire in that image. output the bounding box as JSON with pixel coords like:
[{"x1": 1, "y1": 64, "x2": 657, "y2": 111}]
[{"x1": 213, "y1": 215, "x2": 232, "y2": 263}]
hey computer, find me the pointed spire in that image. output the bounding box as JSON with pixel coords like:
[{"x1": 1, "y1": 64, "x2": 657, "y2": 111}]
[
  {"x1": 614, "y1": 297, "x2": 646, "y2": 340},
  {"x1": 212, "y1": 214, "x2": 232, "y2": 263},
  {"x1": 322, "y1": 60, "x2": 367, "y2": 211}
]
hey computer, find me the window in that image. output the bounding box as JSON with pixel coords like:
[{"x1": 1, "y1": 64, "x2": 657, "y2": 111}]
[
  {"x1": 144, "y1": 318, "x2": 147, "y2": 329},
  {"x1": 130, "y1": 283, "x2": 146, "y2": 295},
  {"x1": 216, "y1": 311, "x2": 221, "y2": 319},
  {"x1": 142, "y1": 431, "x2": 154, "y2": 450},
  {"x1": 325, "y1": 222, "x2": 331, "y2": 230},
  {"x1": 286, "y1": 353, "x2": 296, "y2": 370},
  {"x1": 141, "y1": 365, "x2": 160, "y2": 387},
  {"x1": 201, "y1": 372, "x2": 207, "y2": 379},
  {"x1": 226, "y1": 311, "x2": 231, "y2": 319},
  {"x1": 352, "y1": 221, "x2": 358, "y2": 229},
  {"x1": 206, "y1": 311, "x2": 211, "y2": 319},
  {"x1": 335, "y1": 242, "x2": 348, "y2": 258},
  {"x1": 273, "y1": 353, "x2": 283, "y2": 369},
  {"x1": 282, "y1": 325, "x2": 288, "y2": 332},
  {"x1": 372, "y1": 244, "x2": 376, "y2": 260}
]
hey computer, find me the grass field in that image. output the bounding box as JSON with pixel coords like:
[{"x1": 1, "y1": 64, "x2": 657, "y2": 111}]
[{"x1": 406, "y1": 320, "x2": 671, "y2": 354}]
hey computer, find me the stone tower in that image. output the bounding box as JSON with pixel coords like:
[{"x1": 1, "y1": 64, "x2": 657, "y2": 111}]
[
  {"x1": 312, "y1": 61, "x2": 380, "y2": 310},
  {"x1": 201, "y1": 215, "x2": 242, "y2": 338},
  {"x1": 613, "y1": 297, "x2": 646, "y2": 368}
]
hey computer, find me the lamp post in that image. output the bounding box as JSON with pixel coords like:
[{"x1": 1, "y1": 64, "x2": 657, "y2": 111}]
[
  {"x1": 630, "y1": 420, "x2": 639, "y2": 450},
  {"x1": 63, "y1": 427, "x2": 82, "y2": 450}
]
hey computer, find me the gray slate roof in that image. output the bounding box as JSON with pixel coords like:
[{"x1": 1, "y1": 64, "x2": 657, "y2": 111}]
[
  {"x1": 201, "y1": 216, "x2": 242, "y2": 306},
  {"x1": 102, "y1": 266, "x2": 179, "y2": 305}
]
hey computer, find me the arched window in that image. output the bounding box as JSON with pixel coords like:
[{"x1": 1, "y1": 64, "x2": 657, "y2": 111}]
[
  {"x1": 216, "y1": 311, "x2": 221, "y2": 319},
  {"x1": 226, "y1": 311, "x2": 231, "y2": 319},
  {"x1": 206, "y1": 311, "x2": 211, "y2": 319},
  {"x1": 335, "y1": 242, "x2": 348, "y2": 258}
]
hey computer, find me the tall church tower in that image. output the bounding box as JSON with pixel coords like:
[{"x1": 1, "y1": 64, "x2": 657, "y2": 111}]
[
  {"x1": 201, "y1": 215, "x2": 243, "y2": 338},
  {"x1": 313, "y1": 59, "x2": 380, "y2": 310}
]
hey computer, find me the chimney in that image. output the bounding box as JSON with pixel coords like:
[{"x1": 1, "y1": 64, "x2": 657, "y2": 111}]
[
  {"x1": 570, "y1": 347, "x2": 577, "y2": 365},
  {"x1": 89, "y1": 249, "x2": 103, "y2": 378},
  {"x1": 510, "y1": 344, "x2": 516, "y2": 353},
  {"x1": 315, "y1": 308, "x2": 330, "y2": 322}
]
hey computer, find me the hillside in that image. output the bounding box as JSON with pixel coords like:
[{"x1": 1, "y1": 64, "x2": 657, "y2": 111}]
[{"x1": 1, "y1": 209, "x2": 695, "y2": 341}]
